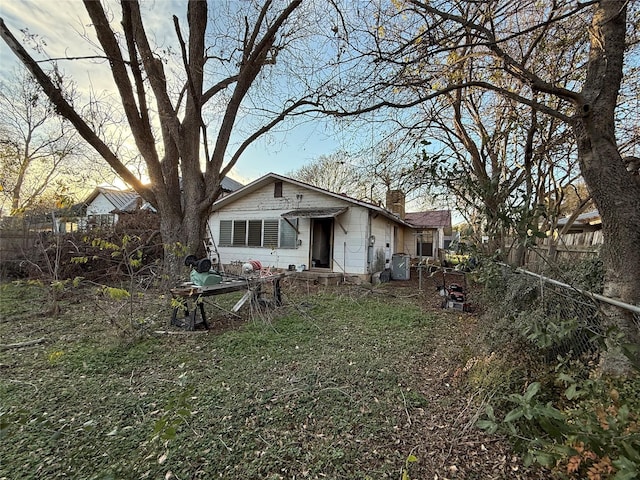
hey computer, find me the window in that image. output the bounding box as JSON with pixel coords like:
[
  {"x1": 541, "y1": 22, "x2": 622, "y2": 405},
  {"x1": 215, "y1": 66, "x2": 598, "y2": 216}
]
[
  {"x1": 263, "y1": 220, "x2": 279, "y2": 248},
  {"x1": 232, "y1": 220, "x2": 247, "y2": 246},
  {"x1": 280, "y1": 218, "x2": 298, "y2": 248},
  {"x1": 219, "y1": 218, "x2": 297, "y2": 248},
  {"x1": 220, "y1": 220, "x2": 232, "y2": 245},
  {"x1": 274, "y1": 181, "x2": 283, "y2": 198},
  {"x1": 247, "y1": 220, "x2": 262, "y2": 247}
]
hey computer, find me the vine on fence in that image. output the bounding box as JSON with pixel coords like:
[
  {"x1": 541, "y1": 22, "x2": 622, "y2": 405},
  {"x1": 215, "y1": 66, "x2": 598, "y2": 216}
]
[{"x1": 475, "y1": 258, "x2": 639, "y2": 479}]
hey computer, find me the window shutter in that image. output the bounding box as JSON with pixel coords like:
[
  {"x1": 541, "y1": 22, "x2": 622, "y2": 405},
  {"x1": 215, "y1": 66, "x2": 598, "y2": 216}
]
[
  {"x1": 248, "y1": 220, "x2": 262, "y2": 246},
  {"x1": 263, "y1": 220, "x2": 279, "y2": 248},
  {"x1": 232, "y1": 220, "x2": 247, "y2": 246},
  {"x1": 219, "y1": 220, "x2": 232, "y2": 246}
]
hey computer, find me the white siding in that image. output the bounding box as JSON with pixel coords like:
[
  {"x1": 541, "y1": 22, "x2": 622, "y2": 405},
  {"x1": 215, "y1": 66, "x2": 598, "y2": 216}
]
[
  {"x1": 208, "y1": 181, "x2": 376, "y2": 274},
  {"x1": 86, "y1": 194, "x2": 115, "y2": 215},
  {"x1": 369, "y1": 215, "x2": 396, "y2": 272}
]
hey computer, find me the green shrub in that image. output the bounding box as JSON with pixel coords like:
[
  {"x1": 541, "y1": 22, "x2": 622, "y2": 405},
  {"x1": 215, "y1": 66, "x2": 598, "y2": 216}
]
[
  {"x1": 475, "y1": 256, "x2": 638, "y2": 479},
  {"x1": 477, "y1": 371, "x2": 640, "y2": 479}
]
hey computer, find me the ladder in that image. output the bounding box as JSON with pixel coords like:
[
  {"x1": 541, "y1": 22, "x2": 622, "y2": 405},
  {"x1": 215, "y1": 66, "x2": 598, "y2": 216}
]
[{"x1": 204, "y1": 222, "x2": 224, "y2": 274}]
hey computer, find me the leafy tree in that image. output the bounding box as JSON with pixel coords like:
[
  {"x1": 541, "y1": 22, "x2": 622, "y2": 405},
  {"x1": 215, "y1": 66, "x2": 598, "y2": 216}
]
[{"x1": 0, "y1": 0, "x2": 337, "y2": 274}]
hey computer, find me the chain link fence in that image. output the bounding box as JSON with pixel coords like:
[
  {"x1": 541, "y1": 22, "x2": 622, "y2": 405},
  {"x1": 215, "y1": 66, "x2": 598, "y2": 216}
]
[{"x1": 498, "y1": 264, "x2": 640, "y2": 363}]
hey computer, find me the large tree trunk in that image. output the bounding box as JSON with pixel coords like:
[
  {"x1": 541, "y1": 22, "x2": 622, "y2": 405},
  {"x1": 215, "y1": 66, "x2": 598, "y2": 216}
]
[
  {"x1": 574, "y1": 129, "x2": 640, "y2": 374},
  {"x1": 574, "y1": 0, "x2": 640, "y2": 374},
  {"x1": 155, "y1": 185, "x2": 213, "y2": 282},
  {"x1": 2, "y1": 1, "x2": 305, "y2": 285}
]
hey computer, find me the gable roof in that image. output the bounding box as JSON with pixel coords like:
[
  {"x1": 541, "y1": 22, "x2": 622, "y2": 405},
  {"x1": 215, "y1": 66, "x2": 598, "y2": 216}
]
[
  {"x1": 210, "y1": 172, "x2": 413, "y2": 227},
  {"x1": 82, "y1": 175, "x2": 244, "y2": 214},
  {"x1": 221, "y1": 176, "x2": 244, "y2": 192},
  {"x1": 85, "y1": 187, "x2": 140, "y2": 212},
  {"x1": 405, "y1": 210, "x2": 452, "y2": 229}
]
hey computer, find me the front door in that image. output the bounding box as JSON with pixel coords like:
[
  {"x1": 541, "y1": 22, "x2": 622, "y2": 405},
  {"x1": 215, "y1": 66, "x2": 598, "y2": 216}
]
[{"x1": 311, "y1": 218, "x2": 333, "y2": 269}]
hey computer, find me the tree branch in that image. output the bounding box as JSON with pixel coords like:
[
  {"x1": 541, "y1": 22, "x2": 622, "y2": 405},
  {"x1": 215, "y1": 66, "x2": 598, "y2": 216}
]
[{"x1": 0, "y1": 17, "x2": 154, "y2": 203}]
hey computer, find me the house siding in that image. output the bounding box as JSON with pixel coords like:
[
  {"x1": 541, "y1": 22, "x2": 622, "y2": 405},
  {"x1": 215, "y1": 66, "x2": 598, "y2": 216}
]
[
  {"x1": 81, "y1": 193, "x2": 121, "y2": 228},
  {"x1": 86, "y1": 193, "x2": 116, "y2": 216},
  {"x1": 209, "y1": 181, "x2": 379, "y2": 275}
]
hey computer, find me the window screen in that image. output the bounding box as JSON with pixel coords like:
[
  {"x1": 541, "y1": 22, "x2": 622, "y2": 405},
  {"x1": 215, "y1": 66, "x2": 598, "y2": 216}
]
[
  {"x1": 263, "y1": 220, "x2": 279, "y2": 248},
  {"x1": 232, "y1": 220, "x2": 247, "y2": 246},
  {"x1": 220, "y1": 218, "x2": 295, "y2": 248},
  {"x1": 248, "y1": 220, "x2": 262, "y2": 247},
  {"x1": 280, "y1": 218, "x2": 297, "y2": 248}
]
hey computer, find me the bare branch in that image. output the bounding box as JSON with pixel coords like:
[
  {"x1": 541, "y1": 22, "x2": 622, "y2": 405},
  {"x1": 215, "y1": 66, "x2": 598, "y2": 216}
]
[{"x1": 0, "y1": 17, "x2": 153, "y2": 202}]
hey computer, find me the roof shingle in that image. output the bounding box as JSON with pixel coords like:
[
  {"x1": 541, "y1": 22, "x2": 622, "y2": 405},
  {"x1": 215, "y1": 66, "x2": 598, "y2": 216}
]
[{"x1": 405, "y1": 210, "x2": 451, "y2": 228}]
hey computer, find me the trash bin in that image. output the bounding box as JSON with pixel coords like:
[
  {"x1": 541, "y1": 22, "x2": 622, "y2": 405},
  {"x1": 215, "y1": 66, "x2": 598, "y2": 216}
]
[{"x1": 391, "y1": 253, "x2": 411, "y2": 280}]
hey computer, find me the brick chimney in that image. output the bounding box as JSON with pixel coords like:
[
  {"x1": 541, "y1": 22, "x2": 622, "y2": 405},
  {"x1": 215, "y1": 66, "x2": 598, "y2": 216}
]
[{"x1": 386, "y1": 190, "x2": 405, "y2": 220}]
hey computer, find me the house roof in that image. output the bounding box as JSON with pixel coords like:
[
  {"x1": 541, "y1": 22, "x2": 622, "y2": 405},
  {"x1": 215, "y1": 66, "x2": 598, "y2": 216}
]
[
  {"x1": 282, "y1": 207, "x2": 349, "y2": 218},
  {"x1": 405, "y1": 210, "x2": 452, "y2": 228},
  {"x1": 210, "y1": 172, "x2": 414, "y2": 227},
  {"x1": 557, "y1": 209, "x2": 601, "y2": 227},
  {"x1": 221, "y1": 176, "x2": 244, "y2": 192},
  {"x1": 85, "y1": 187, "x2": 140, "y2": 212},
  {"x1": 82, "y1": 175, "x2": 243, "y2": 214}
]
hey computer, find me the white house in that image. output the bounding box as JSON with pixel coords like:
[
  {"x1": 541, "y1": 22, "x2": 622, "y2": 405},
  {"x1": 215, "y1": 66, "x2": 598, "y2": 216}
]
[
  {"x1": 56, "y1": 176, "x2": 245, "y2": 233},
  {"x1": 207, "y1": 173, "x2": 451, "y2": 278},
  {"x1": 80, "y1": 187, "x2": 142, "y2": 229}
]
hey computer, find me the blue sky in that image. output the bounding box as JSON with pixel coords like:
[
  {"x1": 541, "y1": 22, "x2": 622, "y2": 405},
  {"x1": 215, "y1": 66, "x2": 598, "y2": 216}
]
[
  {"x1": 233, "y1": 117, "x2": 344, "y2": 182},
  {"x1": 0, "y1": 0, "x2": 349, "y2": 185}
]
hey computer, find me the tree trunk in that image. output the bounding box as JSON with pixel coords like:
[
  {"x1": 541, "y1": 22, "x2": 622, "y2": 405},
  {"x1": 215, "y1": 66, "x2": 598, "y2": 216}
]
[
  {"x1": 573, "y1": 0, "x2": 640, "y2": 375},
  {"x1": 574, "y1": 126, "x2": 640, "y2": 374},
  {"x1": 156, "y1": 193, "x2": 210, "y2": 282}
]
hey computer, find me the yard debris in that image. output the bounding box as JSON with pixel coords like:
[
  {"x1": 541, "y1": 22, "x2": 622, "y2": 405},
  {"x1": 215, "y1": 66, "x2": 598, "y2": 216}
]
[{"x1": 0, "y1": 337, "x2": 46, "y2": 350}]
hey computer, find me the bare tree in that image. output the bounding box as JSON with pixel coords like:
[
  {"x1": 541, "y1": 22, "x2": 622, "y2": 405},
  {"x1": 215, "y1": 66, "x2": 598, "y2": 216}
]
[
  {"x1": 326, "y1": 0, "x2": 639, "y2": 373},
  {"x1": 287, "y1": 151, "x2": 365, "y2": 195},
  {"x1": 418, "y1": 86, "x2": 581, "y2": 261},
  {"x1": 0, "y1": 68, "x2": 88, "y2": 215},
  {"x1": 1, "y1": 0, "x2": 337, "y2": 274}
]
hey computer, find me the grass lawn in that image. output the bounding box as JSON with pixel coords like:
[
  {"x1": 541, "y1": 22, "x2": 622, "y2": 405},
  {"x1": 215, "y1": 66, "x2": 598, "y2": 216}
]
[{"x1": 0, "y1": 278, "x2": 540, "y2": 479}]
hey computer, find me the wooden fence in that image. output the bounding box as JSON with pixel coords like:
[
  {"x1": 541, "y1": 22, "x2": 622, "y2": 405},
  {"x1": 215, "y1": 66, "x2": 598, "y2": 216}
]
[
  {"x1": 0, "y1": 216, "x2": 54, "y2": 276},
  {"x1": 510, "y1": 230, "x2": 603, "y2": 270}
]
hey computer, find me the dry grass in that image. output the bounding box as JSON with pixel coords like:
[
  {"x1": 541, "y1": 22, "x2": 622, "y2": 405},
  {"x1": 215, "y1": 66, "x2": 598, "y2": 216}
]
[{"x1": 0, "y1": 277, "x2": 545, "y2": 479}]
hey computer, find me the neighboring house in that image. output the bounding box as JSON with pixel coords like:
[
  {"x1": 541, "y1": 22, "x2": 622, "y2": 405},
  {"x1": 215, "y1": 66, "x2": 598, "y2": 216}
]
[
  {"x1": 56, "y1": 176, "x2": 245, "y2": 233},
  {"x1": 556, "y1": 209, "x2": 602, "y2": 233},
  {"x1": 219, "y1": 176, "x2": 245, "y2": 194},
  {"x1": 81, "y1": 187, "x2": 141, "y2": 230},
  {"x1": 52, "y1": 187, "x2": 140, "y2": 233},
  {"x1": 207, "y1": 173, "x2": 451, "y2": 278}
]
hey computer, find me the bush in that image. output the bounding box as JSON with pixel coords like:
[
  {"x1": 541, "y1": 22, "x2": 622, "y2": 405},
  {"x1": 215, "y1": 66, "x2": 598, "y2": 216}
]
[
  {"x1": 473, "y1": 256, "x2": 639, "y2": 479},
  {"x1": 34, "y1": 227, "x2": 163, "y2": 284}
]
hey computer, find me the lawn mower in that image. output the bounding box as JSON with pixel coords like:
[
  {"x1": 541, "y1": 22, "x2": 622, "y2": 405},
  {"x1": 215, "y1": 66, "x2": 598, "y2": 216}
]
[{"x1": 434, "y1": 268, "x2": 471, "y2": 312}]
